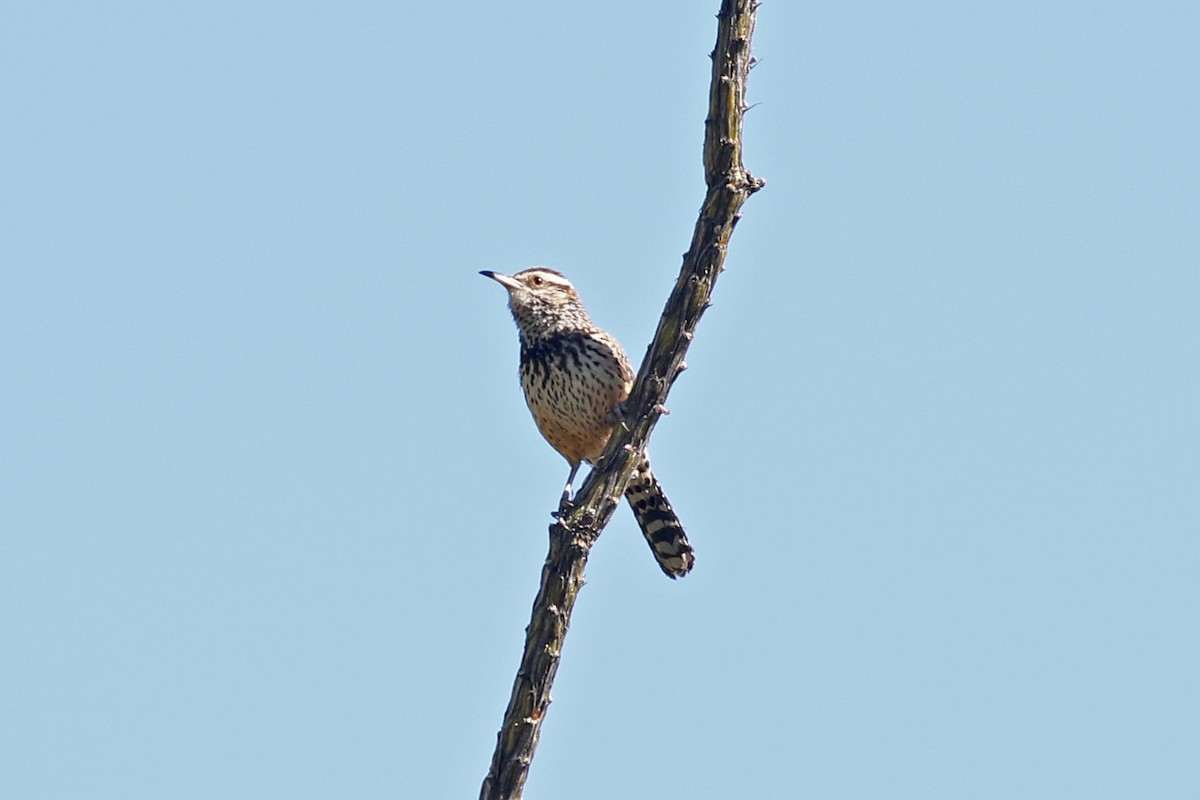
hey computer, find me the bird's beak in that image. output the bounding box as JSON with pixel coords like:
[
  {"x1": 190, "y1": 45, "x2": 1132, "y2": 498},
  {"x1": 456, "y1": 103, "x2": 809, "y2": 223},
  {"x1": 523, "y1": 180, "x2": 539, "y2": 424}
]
[{"x1": 480, "y1": 270, "x2": 522, "y2": 291}]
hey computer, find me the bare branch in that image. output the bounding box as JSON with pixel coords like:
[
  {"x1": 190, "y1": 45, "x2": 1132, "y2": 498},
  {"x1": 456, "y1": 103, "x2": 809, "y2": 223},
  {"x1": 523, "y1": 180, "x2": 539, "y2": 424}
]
[{"x1": 480, "y1": 3, "x2": 763, "y2": 798}]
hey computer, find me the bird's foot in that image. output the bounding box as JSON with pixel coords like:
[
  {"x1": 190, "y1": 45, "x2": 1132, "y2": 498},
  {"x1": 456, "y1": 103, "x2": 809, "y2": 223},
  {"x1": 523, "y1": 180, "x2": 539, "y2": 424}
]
[
  {"x1": 552, "y1": 492, "x2": 575, "y2": 519},
  {"x1": 609, "y1": 401, "x2": 630, "y2": 430}
]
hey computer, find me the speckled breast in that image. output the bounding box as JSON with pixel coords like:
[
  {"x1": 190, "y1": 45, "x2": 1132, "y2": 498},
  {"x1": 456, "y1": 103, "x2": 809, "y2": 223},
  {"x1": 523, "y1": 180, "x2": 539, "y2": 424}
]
[{"x1": 519, "y1": 331, "x2": 634, "y2": 464}]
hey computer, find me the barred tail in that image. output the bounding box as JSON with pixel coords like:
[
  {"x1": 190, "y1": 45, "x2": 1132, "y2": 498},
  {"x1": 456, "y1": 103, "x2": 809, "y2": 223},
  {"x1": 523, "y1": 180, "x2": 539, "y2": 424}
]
[{"x1": 625, "y1": 461, "x2": 695, "y2": 579}]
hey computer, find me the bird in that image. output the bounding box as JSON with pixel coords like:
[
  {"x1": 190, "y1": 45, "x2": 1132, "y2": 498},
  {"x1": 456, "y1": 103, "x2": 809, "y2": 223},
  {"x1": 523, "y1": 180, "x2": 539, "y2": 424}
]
[{"x1": 481, "y1": 267, "x2": 695, "y2": 578}]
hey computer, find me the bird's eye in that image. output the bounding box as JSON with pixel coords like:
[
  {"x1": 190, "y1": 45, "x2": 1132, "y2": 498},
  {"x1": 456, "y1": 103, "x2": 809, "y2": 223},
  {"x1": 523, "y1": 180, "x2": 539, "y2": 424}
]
[{"x1": 531, "y1": 275, "x2": 544, "y2": 286}]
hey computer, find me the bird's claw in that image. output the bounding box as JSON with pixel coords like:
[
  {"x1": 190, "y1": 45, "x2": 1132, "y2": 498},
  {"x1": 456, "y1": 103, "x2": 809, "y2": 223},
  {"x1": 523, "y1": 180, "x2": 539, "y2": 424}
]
[
  {"x1": 608, "y1": 401, "x2": 631, "y2": 431},
  {"x1": 553, "y1": 494, "x2": 575, "y2": 519}
]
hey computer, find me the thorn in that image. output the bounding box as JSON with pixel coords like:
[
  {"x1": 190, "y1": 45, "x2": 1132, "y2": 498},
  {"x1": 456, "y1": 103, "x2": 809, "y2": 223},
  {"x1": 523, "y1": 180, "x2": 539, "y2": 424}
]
[{"x1": 655, "y1": 404, "x2": 671, "y2": 416}]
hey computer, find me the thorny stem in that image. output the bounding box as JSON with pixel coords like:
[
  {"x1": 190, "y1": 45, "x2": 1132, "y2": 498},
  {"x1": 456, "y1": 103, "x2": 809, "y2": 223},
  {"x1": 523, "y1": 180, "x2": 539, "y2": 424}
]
[{"x1": 479, "y1": 3, "x2": 764, "y2": 799}]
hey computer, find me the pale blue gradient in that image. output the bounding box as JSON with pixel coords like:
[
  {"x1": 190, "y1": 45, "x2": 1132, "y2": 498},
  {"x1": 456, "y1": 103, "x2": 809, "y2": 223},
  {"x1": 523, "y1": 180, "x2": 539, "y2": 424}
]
[{"x1": 2, "y1": 2, "x2": 1197, "y2": 798}]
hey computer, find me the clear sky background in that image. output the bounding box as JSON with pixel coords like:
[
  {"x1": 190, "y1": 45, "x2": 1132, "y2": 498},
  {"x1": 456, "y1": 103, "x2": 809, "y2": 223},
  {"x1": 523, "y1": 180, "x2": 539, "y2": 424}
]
[{"x1": 3, "y1": 2, "x2": 1197, "y2": 798}]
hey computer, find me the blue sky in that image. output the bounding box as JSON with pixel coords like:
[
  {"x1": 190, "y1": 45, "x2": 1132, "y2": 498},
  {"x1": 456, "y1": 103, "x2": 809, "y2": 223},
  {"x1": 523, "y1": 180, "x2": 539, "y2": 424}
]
[{"x1": 3, "y1": 2, "x2": 1197, "y2": 798}]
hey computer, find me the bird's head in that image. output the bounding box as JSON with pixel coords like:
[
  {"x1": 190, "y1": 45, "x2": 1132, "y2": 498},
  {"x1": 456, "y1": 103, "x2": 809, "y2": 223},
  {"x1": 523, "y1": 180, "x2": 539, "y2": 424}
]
[{"x1": 480, "y1": 267, "x2": 590, "y2": 335}]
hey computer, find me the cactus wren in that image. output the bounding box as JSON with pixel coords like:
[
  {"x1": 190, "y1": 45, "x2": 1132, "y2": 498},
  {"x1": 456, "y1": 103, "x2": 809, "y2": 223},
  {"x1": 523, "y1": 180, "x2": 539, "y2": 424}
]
[{"x1": 481, "y1": 267, "x2": 695, "y2": 578}]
